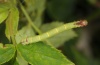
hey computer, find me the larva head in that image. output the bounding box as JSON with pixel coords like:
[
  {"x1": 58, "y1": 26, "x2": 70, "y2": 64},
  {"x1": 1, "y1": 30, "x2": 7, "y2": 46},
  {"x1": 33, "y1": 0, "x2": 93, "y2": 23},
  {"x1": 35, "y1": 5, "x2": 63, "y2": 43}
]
[{"x1": 75, "y1": 20, "x2": 88, "y2": 27}]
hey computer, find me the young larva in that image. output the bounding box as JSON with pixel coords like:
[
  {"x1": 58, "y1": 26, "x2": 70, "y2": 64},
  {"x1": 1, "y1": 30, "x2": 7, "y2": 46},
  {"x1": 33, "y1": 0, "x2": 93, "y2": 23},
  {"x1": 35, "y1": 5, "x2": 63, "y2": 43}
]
[{"x1": 21, "y1": 20, "x2": 88, "y2": 45}]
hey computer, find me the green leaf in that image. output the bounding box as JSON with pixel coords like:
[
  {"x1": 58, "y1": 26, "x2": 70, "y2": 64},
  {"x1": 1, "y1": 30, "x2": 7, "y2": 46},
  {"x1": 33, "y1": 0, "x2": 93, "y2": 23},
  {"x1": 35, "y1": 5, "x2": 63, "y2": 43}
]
[
  {"x1": 33, "y1": 0, "x2": 46, "y2": 28},
  {"x1": 15, "y1": 25, "x2": 36, "y2": 44},
  {"x1": 0, "y1": 11, "x2": 9, "y2": 24},
  {"x1": 0, "y1": 43, "x2": 16, "y2": 64},
  {"x1": 13, "y1": 60, "x2": 19, "y2": 65},
  {"x1": 25, "y1": 0, "x2": 46, "y2": 28},
  {"x1": 16, "y1": 52, "x2": 28, "y2": 65},
  {"x1": 25, "y1": 0, "x2": 46, "y2": 14},
  {"x1": 17, "y1": 42, "x2": 74, "y2": 65},
  {"x1": 49, "y1": 30, "x2": 77, "y2": 47},
  {"x1": 0, "y1": 2, "x2": 10, "y2": 13},
  {"x1": 0, "y1": 2, "x2": 10, "y2": 24},
  {"x1": 40, "y1": 21, "x2": 77, "y2": 47},
  {"x1": 5, "y1": 6, "x2": 19, "y2": 40}
]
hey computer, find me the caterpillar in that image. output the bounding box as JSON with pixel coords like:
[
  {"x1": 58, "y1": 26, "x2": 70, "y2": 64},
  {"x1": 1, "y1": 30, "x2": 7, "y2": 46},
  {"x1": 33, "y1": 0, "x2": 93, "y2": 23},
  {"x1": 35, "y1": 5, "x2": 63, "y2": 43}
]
[{"x1": 21, "y1": 20, "x2": 88, "y2": 45}]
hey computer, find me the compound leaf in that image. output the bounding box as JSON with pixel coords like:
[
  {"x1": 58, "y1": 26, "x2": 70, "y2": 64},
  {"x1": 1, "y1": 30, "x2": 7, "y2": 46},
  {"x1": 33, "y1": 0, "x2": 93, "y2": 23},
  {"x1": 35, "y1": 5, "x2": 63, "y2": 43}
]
[
  {"x1": 0, "y1": 11, "x2": 9, "y2": 24},
  {"x1": 0, "y1": 43, "x2": 16, "y2": 64},
  {"x1": 0, "y1": 2, "x2": 10, "y2": 24},
  {"x1": 17, "y1": 42, "x2": 74, "y2": 65},
  {"x1": 0, "y1": 2, "x2": 10, "y2": 13},
  {"x1": 5, "y1": 6, "x2": 19, "y2": 40}
]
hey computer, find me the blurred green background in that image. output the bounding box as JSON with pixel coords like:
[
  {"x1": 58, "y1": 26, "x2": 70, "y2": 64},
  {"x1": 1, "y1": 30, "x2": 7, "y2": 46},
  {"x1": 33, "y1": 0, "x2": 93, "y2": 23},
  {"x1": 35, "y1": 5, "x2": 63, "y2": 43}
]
[
  {"x1": 1, "y1": 0, "x2": 100, "y2": 65},
  {"x1": 16, "y1": 0, "x2": 100, "y2": 65},
  {"x1": 43, "y1": 0, "x2": 100, "y2": 65}
]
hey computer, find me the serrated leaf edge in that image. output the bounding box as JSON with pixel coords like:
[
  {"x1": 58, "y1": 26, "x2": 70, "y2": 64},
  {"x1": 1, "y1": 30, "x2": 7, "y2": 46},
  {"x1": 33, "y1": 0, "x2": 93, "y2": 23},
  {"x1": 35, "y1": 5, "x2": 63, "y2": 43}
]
[
  {"x1": 17, "y1": 44, "x2": 74, "y2": 65},
  {"x1": 0, "y1": 46, "x2": 16, "y2": 64}
]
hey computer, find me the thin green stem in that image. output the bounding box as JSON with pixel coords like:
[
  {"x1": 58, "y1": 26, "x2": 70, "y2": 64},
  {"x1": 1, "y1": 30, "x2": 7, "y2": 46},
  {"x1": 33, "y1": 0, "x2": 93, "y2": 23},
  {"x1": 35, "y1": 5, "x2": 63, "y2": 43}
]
[
  {"x1": 19, "y1": 2, "x2": 52, "y2": 45},
  {"x1": 11, "y1": 36, "x2": 16, "y2": 46},
  {"x1": 19, "y1": 3, "x2": 42, "y2": 34}
]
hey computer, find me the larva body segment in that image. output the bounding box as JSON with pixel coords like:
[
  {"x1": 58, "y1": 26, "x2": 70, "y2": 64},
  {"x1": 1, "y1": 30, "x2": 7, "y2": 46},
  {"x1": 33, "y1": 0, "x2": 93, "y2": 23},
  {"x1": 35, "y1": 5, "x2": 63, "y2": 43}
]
[{"x1": 21, "y1": 20, "x2": 88, "y2": 45}]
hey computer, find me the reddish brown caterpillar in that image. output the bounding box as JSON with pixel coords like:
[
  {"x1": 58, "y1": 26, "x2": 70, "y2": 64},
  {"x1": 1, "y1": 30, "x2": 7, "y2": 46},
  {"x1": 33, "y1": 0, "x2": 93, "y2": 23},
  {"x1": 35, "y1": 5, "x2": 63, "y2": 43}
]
[{"x1": 21, "y1": 20, "x2": 88, "y2": 45}]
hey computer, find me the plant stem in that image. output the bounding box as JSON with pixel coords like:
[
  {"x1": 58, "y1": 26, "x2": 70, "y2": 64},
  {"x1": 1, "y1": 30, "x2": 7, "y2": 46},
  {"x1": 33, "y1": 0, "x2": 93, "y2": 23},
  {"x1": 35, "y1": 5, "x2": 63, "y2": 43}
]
[
  {"x1": 19, "y1": 2, "x2": 52, "y2": 45},
  {"x1": 11, "y1": 36, "x2": 16, "y2": 46},
  {"x1": 19, "y1": 3, "x2": 42, "y2": 34}
]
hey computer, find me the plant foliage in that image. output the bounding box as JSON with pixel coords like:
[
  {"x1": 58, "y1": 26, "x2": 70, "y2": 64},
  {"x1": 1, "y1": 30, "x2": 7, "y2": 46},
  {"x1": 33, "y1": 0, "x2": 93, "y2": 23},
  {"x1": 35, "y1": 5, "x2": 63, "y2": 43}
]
[{"x1": 0, "y1": 0, "x2": 95, "y2": 65}]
